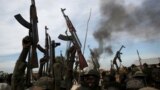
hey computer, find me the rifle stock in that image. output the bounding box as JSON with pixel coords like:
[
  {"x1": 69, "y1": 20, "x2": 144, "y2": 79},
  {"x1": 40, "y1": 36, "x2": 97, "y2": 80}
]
[{"x1": 77, "y1": 50, "x2": 88, "y2": 70}]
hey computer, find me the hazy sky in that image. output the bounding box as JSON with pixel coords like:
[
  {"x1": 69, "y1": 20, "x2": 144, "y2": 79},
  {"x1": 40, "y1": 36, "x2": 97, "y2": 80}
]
[{"x1": 0, "y1": 0, "x2": 160, "y2": 73}]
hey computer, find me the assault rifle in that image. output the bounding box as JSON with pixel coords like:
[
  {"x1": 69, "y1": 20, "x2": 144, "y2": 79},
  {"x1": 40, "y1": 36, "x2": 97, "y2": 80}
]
[
  {"x1": 37, "y1": 26, "x2": 50, "y2": 76},
  {"x1": 14, "y1": 0, "x2": 39, "y2": 68},
  {"x1": 44, "y1": 26, "x2": 49, "y2": 74},
  {"x1": 60, "y1": 8, "x2": 88, "y2": 70},
  {"x1": 113, "y1": 45, "x2": 125, "y2": 72},
  {"x1": 45, "y1": 26, "x2": 49, "y2": 59},
  {"x1": 14, "y1": 0, "x2": 39, "y2": 87}
]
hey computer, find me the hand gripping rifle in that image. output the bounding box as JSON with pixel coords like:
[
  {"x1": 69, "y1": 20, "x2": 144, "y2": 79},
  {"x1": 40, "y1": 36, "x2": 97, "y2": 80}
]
[
  {"x1": 88, "y1": 46, "x2": 100, "y2": 69},
  {"x1": 14, "y1": 0, "x2": 39, "y2": 68},
  {"x1": 61, "y1": 8, "x2": 88, "y2": 70},
  {"x1": 113, "y1": 45, "x2": 125, "y2": 72}
]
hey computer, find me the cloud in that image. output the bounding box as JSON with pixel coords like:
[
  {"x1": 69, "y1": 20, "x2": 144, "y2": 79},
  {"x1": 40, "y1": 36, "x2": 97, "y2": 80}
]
[{"x1": 97, "y1": 0, "x2": 160, "y2": 41}]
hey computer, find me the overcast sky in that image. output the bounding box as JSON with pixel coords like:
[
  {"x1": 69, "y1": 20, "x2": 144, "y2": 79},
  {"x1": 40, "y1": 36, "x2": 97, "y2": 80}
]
[{"x1": 0, "y1": 0, "x2": 160, "y2": 73}]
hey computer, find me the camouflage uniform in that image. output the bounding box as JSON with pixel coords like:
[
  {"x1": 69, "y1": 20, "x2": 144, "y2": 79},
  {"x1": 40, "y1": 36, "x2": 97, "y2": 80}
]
[
  {"x1": 11, "y1": 36, "x2": 31, "y2": 90},
  {"x1": 65, "y1": 45, "x2": 76, "y2": 90},
  {"x1": 126, "y1": 71, "x2": 145, "y2": 90},
  {"x1": 33, "y1": 76, "x2": 54, "y2": 90},
  {"x1": 54, "y1": 62, "x2": 63, "y2": 90},
  {"x1": 102, "y1": 74, "x2": 122, "y2": 90}
]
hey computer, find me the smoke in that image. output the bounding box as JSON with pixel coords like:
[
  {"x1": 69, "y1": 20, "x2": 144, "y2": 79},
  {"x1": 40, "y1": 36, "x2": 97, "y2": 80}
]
[{"x1": 93, "y1": 0, "x2": 160, "y2": 56}]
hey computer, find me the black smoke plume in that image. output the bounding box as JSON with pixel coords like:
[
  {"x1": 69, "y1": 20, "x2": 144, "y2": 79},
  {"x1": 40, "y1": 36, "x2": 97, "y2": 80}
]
[{"x1": 93, "y1": 0, "x2": 160, "y2": 57}]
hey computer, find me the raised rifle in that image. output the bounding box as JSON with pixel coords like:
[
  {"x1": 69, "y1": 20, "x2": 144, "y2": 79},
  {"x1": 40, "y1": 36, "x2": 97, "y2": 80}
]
[
  {"x1": 113, "y1": 45, "x2": 125, "y2": 72},
  {"x1": 51, "y1": 40, "x2": 61, "y2": 64},
  {"x1": 61, "y1": 8, "x2": 88, "y2": 70},
  {"x1": 137, "y1": 50, "x2": 143, "y2": 70},
  {"x1": 88, "y1": 46, "x2": 100, "y2": 69},
  {"x1": 14, "y1": 0, "x2": 39, "y2": 87},
  {"x1": 48, "y1": 35, "x2": 52, "y2": 76},
  {"x1": 44, "y1": 26, "x2": 49, "y2": 74},
  {"x1": 37, "y1": 26, "x2": 52, "y2": 76},
  {"x1": 45, "y1": 26, "x2": 49, "y2": 57},
  {"x1": 14, "y1": 0, "x2": 39, "y2": 68}
]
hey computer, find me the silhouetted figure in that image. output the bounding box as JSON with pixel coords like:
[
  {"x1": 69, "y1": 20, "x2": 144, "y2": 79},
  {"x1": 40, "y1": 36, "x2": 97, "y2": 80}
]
[
  {"x1": 11, "y1": 36, "x2": 31, "y2": 90},
  {"x1": 65, "y1": 45, "x2": 76, "y2": 90},
  {"x1": 142, "y1": 63, "x2": 152, "y2": 86}
]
